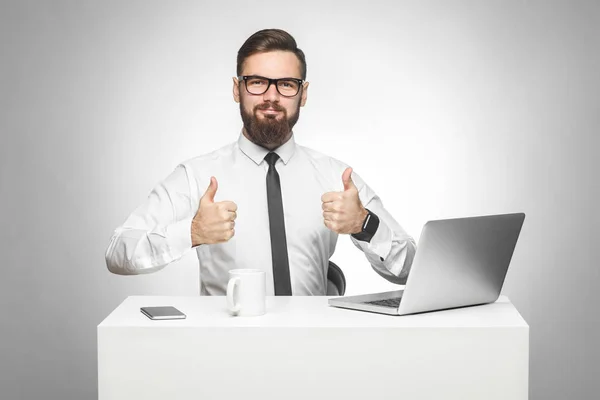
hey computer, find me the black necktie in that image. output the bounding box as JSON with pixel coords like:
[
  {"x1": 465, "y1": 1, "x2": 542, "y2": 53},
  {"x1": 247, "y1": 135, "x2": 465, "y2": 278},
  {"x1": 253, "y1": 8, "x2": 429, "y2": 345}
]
[{"x1": 264, "y1": 152, "x2": 292, "y2": 295}]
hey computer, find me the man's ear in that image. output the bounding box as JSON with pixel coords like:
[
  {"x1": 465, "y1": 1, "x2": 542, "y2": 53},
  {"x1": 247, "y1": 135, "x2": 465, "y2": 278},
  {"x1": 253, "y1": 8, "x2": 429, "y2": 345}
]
[
  {"x1": 232, "y1": 77, "x2": 240, "y2": 103},
  {"x1": 300, "y1": 82, "x2": 309, "y2": 107}
]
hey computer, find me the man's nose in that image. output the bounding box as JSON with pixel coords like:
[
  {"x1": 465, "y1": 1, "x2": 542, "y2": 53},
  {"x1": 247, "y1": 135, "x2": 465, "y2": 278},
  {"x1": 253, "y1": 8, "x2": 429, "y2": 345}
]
[{"x1": 262, "y1": 82, "x2": 280, "y2": 102}]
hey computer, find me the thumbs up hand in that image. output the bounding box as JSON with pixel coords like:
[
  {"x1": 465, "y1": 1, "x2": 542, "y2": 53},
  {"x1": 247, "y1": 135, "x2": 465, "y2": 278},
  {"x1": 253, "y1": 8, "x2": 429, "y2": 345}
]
[
  {"x1": 191, "y1": 177, "x2": 238, "y2": 246},
  {"x1": 321, "y1": 167, "x2": 368, "y2": 235}
]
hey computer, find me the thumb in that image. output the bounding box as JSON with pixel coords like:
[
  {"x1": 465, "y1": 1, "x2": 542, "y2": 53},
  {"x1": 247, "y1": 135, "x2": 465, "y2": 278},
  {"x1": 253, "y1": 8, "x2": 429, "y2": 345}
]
[
  {"x1": 201, "y1": 176, "x2": 218, "y2": 204},
  {"x1": 342, "y1": 167, "x2": 356, "y2": 191}
]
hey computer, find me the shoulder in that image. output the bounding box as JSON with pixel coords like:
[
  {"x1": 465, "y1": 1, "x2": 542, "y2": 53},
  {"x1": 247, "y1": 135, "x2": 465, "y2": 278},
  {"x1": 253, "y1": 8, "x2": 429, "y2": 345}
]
[
  {"x1": 295, "y1": 143, "x2": 357, "y2": 192},
  {"x1": 178, "y1": 141, "x2": 237, "y2": 169},
  {"x1": 296, "y1": 143, "x2": 350, "y2": 173},
  {"x1": 296, "y1": 142, "x2": 371, "y2": 192},
  {"x1": 169, "y1": 141, "x2": 237, "y2": 195}
]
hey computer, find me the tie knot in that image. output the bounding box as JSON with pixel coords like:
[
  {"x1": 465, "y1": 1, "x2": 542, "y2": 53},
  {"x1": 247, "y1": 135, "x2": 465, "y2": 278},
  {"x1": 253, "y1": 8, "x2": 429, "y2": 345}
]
[{"x1": 264, "y1": 152, "x2": 280, "y2": 166}]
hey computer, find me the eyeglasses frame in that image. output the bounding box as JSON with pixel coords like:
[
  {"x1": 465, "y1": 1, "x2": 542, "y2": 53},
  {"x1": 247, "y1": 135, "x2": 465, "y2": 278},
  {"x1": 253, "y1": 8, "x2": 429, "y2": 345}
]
[{"x1": 237, "y1": 75, "x2": 305, "y2": 97}]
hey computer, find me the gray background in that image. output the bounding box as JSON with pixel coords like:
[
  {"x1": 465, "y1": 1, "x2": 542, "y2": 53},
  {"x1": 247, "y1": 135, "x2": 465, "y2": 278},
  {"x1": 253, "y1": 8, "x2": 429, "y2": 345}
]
[{"x1": 1, "y1": 0, "x2": 598, "y2": 399}]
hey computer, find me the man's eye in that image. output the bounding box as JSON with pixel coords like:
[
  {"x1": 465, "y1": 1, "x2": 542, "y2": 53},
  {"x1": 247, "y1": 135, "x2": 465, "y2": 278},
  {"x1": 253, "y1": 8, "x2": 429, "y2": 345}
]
[
  {"x1": 279, "y1": 80, "x2": 298, "y2": 89},
  {"x1": 249, "y1": 79, "x2": 266, "y2": 86}
]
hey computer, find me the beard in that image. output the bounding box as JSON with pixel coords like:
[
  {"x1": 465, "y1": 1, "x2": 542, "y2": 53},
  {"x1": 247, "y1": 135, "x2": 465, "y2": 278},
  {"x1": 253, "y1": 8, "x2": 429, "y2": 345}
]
[{"x1": 240, "y1": 99, "x2": 300, "y2": 149}]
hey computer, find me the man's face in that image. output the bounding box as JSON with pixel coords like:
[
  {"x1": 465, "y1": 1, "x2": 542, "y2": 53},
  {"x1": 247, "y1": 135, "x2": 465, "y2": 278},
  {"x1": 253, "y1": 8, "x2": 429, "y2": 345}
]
[{"x1": 233, "y1": 51, "x2": 309, "y2": 150}]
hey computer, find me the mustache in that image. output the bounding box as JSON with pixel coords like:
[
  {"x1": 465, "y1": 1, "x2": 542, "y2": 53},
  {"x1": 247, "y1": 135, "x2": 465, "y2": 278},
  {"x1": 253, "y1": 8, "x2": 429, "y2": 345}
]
[{"x1": 255, "y1": 102, "x2": 285, "y2": 112}]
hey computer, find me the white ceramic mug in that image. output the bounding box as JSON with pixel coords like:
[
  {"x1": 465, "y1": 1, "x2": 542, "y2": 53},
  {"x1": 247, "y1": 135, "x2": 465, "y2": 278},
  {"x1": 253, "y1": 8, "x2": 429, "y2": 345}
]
[{"x1": 226, "y1": 269, "x2": 266, "y2": 316}]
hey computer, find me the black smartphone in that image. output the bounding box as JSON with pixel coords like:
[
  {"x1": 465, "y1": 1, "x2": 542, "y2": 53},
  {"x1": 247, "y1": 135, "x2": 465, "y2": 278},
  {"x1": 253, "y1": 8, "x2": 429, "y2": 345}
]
[{"x1": 140, "y1": 306, "x2": 186, "y2": 320}]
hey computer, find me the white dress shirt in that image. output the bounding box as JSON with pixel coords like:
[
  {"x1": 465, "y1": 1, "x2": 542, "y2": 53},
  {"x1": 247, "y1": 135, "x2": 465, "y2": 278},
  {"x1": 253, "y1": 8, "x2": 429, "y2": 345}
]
[{"x1": 105, "y1": 132, "x2": 417, "y2": 295}]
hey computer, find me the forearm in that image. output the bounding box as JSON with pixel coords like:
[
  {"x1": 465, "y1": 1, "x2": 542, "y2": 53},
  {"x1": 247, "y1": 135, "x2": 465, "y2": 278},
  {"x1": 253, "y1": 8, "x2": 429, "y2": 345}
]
[
  {"x1": 370, "y1": 222, "x2": 416, "y2": 284},
  {"x1": 351, "y1": 217, "x2": 417, "y2": 284},
  {"x1": 346, "y1": 170, "x2": 417, "y2": 284},
  {"x1": 105, "y1": 218, "x2": 193, "y2": 275}
]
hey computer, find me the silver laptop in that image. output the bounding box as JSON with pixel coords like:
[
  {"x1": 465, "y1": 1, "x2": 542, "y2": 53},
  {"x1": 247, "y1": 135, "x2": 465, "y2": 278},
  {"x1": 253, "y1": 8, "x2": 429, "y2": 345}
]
[{"x1": 328, "y1": 212, "x2": 525, "y2": 315}]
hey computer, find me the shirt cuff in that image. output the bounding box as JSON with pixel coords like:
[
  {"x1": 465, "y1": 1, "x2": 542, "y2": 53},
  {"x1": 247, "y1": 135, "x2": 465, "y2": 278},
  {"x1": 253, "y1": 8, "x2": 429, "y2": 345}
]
[
  {"x1": 166, "y1": 217, "x2": 194, "y2": 261},
  {"x1": 352, "y1": 219, "x2": 392, "y2": 262}
]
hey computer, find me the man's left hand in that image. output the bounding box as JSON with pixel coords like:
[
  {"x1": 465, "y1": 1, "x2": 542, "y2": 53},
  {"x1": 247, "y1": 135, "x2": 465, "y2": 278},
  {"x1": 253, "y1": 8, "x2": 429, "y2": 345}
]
[{"x1": 321, "y1": 167, "x2": 368, "y2": 235}]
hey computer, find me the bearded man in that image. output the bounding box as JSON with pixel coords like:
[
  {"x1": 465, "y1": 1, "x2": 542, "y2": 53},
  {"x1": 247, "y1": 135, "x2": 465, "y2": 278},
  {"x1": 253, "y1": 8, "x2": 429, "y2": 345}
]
[{"x1": 105, "y1": 29, "x2": 416, "y2": 296}]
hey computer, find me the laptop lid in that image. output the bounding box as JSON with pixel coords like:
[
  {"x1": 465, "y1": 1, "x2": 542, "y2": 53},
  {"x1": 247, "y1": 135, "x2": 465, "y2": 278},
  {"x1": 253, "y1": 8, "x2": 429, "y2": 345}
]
[{"x1": 396, "y1": 212, "x2": 525, "y2": 315}]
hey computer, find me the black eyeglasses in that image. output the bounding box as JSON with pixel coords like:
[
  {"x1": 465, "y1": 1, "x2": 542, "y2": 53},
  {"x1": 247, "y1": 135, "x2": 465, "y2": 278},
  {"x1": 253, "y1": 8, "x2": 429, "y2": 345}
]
[{"x1": 238, "y1": 75, "x2": 304, "y2": 97}]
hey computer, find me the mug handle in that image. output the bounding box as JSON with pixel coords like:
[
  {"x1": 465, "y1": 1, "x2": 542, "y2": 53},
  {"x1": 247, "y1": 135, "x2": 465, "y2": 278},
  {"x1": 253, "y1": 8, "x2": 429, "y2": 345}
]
[{"x1": 227, "y1": 277, "x2": 241, "y2": 315}]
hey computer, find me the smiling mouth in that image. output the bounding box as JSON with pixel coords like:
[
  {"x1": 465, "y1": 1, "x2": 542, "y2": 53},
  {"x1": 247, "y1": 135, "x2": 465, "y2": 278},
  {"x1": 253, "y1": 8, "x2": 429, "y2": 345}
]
[{"x1": 259, "y1": 109, "x2": 283, "y2": 117}]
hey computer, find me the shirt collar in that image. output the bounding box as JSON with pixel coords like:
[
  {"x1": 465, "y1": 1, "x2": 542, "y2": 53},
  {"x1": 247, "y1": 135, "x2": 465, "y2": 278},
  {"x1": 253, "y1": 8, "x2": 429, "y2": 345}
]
[{"x1": 237, "y1": 129, "x2": 296, "y2": 166}]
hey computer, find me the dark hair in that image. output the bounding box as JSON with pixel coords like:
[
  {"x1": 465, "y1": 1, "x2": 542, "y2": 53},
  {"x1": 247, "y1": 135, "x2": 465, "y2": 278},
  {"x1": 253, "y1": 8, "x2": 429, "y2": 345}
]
[{"x1": 237, "y1": 29, "x2": 307, "y2": 80}]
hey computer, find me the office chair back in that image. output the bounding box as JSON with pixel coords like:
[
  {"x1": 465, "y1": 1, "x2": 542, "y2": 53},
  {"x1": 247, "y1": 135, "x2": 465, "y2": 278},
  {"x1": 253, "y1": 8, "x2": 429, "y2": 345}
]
[{"x1": 326, "y1": 261, "x2": 346, "y2": 296}]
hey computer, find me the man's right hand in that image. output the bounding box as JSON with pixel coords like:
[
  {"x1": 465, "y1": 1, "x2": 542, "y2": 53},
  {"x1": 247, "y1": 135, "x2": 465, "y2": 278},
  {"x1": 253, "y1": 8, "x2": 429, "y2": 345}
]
[{"x1": 191, "y1": 177, "x2": 237, "y2": 247}]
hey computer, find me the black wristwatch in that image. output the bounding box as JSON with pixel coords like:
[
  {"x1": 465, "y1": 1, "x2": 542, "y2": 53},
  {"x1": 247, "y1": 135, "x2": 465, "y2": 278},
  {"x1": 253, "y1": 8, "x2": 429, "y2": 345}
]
[{"x1": 351, "y1": 208, "x2": 380, "y2": 243}]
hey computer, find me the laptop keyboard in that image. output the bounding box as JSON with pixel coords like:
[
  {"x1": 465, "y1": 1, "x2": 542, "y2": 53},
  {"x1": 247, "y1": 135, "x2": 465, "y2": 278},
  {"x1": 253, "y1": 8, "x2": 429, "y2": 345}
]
[{"x1": 364, "y1": 297, "x2": 402, "y2": 308}]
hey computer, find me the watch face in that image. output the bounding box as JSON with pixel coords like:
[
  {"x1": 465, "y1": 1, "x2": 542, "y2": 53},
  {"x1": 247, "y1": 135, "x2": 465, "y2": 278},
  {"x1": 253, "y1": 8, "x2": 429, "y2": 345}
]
[
  {"x1": 365, "y1": 211, "x2": 379, "y2": 235},
  {"x1": 364, "y1": 211, "x2": 379, "y2": 235},
  {"x1": 352, "y1": 210, "x2": 379, "y2": 243}
]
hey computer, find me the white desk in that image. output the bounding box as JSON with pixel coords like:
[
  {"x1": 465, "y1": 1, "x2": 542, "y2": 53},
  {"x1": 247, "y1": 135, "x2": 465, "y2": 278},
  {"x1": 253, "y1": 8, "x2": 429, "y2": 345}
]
[{"x1": 98, "y1": 296, "x2": 528, "y2": 400}]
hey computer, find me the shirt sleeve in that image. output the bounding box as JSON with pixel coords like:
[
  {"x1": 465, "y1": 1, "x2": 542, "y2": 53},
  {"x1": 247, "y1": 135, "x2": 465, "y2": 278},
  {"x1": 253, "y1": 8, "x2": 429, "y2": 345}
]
[
  {"x1": 348, "y1": 171, "x2": 417, "y2": 285},
  {"x1": 104, "y1": 164, "x2": 197, "y2": 275}
]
